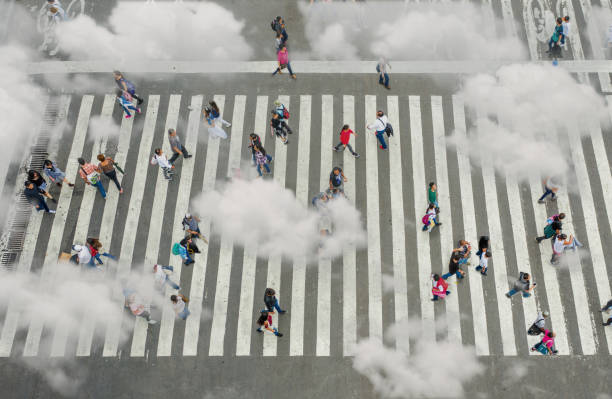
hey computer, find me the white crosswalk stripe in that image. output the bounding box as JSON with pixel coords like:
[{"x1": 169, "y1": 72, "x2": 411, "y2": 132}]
[{"x1": 6, "y1": 92, "x2": 612, "y2": 360}]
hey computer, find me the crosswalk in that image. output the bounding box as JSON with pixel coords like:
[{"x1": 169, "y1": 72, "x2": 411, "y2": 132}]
[{"x1": 1, "y1": 91, "x2": 611, "y2": 359}]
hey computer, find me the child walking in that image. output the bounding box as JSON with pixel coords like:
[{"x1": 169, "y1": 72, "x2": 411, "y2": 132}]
[{"x1": 116, "y1": 89, "x2": 141, "y2": 119}]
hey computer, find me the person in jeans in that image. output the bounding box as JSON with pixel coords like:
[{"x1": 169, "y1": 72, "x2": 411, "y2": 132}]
[
  {"x1": 366, "y1": 110, "x2": 388, "y2": 150},
  {"x1": 333, "y1": 124, "x2": 359, "y2": 157},
  {"x1": 531, "y1": 329, "x2": 556, "y2": 355},
  {"x1": 24, "y1": 181, "x2": 55, "y2": 214},
  {"x1": 182, "y1": 214, "x2": 209, "y2": 244},
  {"x1": 376, "y1": 57, "x2": 391, "y2": 90},
  {"x1": 78, "y1": 157, "x2": 106, "y2": 199},
  {"x1": 431, "y1": 274, "x2": 450, "y2": 301},
  {"x1": 116, "y1": 89, "x2": 141, "y2": 119},
  {"x1": 254, "y1": 145, "x2": 272, "y2": 176},
  {"x1": 273, "y1": 100, "x2": 292, "y2": 134},
  {"x1": 248, "y1": 133, "x2": 265, "y2": 166},
  {"x1": 535, "y1": 217, "x2": 562, "y2": 244},
  {"x1": 329, "y1": 166, "x2": 347, "y2": 195},
  {"x1": 86, "y1": 237, "x2": 116, "y2": 265},
  {"x1": 476, "y1": 235, "x2": 490, "y2": 259},
  {"x1": 270, "y1": 112, "x2": 289, "y2": 145},
  {"x1": 272, "y1": 46, "x2": 296, "y2": 79},
  {"x1": 171, "y1": 294, "x2": 190, "y2": 320},
  {"x1": 546, "y1": 18, "x2": 564, "y2": 53},
  {"x1": 114, "y1": 70, "x2": 144, "y2": 105},
  {"x1": 97, "y1": 154, "x2": 123, "y2": 194},
  {"x1": 453, "y1": 240, "x2": 471, "y2": 266},
  {"x1": 150, "y1": 148, "x2": 175, "y2": 181},
  {"x1": 264, "y1": 288, "x2": 287, "y2": 314},
  {"x1": 538, "y1": 176, "x2": 561, "y2": 203},
  {"x1": 442, "y1": 254, "x2": 464, "y2": 280},
  {"x1": 506, "y1": 272, "x2": 536, "y2": 298},
  {"x1": 124, "y1": 289, "x2": 157, "y2": 325},
  {"x1": 153, "y1": 264, "x2": 180, "y2": 291},
  {"x1": 256, "y1": 310, "x2": 283, "y2": 337},
  {"x1": 167, "y1": 128, "x2": 192, "y2": 164},
  {"x1": 28, "y1": 170, "x2": 56, "y2": 202},
  {"x1": 43, "y1": 159, "x2": 74, "y2": 187}
]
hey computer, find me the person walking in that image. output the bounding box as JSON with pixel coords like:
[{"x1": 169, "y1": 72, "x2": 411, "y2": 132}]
[
  {"x1": 333, "y1": 124, "x2": 359, "y2": 157},
  {"x1": 476, "y1": 235, "x2": 490, "y2": 259},
  {"x1": 506, "y1": 272, "x2": 536, "y2": 298},
  {"x1": 86, "y1": 237, "x2": 116, "y2": 265},
  {"x1": 124, "y1": 290, "x2": 157, "y2": 325},
  {"x1": 273, "y1": 100, "x2": 293, "y2": 134},
  {"x1": 538, "y1": 176, "x2": 561, "y2": 203},
  {"x1": 270, "y1": 112, "x2": 289, "y2": 145},
  {"x1": 271, "y1": 16, "x2": 288, "y2": 47},
  {"x1": 27, "y1": 170, "x2": 56, "y2": 202},
  {"x1": 561, "y1": 16, "x2": 571, "y2": 49},
  {"x1": 43, "y1": 159, "x2": 74, "y2": 187},
  {"x1": 329, "y1": 166, "x2": 347, "y2": 194},
  {"x1": 264, "y1": 288, "x2": 287, "y2": 314},
  {"x1": 181, "y1": 213, "x2": 208, "y2": 243},
  {"x1": 602, "y1": 299, "x2": 612, "y2": 326},
  {"x1": 150, "y1": 148, "x2": 175, "y2": 181},
  {"x1": 442, "y1": 254, "x2": 465, "y2": 281},
  {"x1": 547, "y1": 17, "x2": 564, "y2": 54},
  {"x1": 113, "y1": 71, "x2": 144, "y2": 105},
  {"x1": 254, "y1": 144, "x2": 272, "y2": 177},
  {"x1": 366, "y1": 110, "x2": 389, "y2": 150},
  {"x1": 427, "y1": 182, "x2": 438, "y2": 209},
  {"x1": 527, "y1": 310, "x2": 550, "y2": 336},
  {"x1": 272, "y1": 46, "x2": 296, "y2": 79},
  {"x1": 70, "y1": 243, "x2": 93, "y2": 267},
  {"x1": 376, "y1": 57, "x2": 391, "y2": 90},
  {"x1": 547, "y1": 213, "x2": 565, "y2": 225},
  {"x1": 535, "y1": 216, "x2": 562, "y2": 244},
  {"x1": 475, "y1": 250, "x2": 491, "y2": 276},
  {"x1": 172, "y1": 241, "x2": 194, "y2": 266},
  {"x1": 170, "y1": 294, "x2": 190, "y2": 320},
  {"x1": 209, "y1": 101, "x2": 232, "y2": 128},
  {"x1": 203, "y1": 106, "x2": 228, "y2": 139},
  {"x1": 256, "y1": 310, "x2": 283, "y2": 337},
  {"x1": 116, "y1": 89, "x2": 141, "y2": 119},
  {"x1": 431, "y1": 274, "x2": 450, "y2": 301},
  {"x1": 78, "y1": 157, "x2": 106, "y2": 199},
  {"x1": 153, "y1": 264, "x2": 180, "y2": 291},
  {"x1": 23, "y1": 181, "x2": 55, "y2": 214},
  {"x1": 453, "y1": 240, "x2": 471, "y2": 266},
  {"x1": 97, "y1": 154, "x2": 123, "y2": 194},
  {"x1": 531, "y1": 329, "x2": 557, "y2": 355},
  {"x1": 167, "y1": 128, "x2": 192, "y2": 165},
  {"x1": 422, "y1": 203, "x2": 441, "y2": 232},
  {"x1": 248, "y1": 133, "x2": 269, "y2": 166}
]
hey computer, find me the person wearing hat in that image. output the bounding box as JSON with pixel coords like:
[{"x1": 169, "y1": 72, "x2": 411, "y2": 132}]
[
  {"x1": 528, "y1": 310, "x2": 550, "y2": 336},
  {"x1": 273, "y1": 100, "x2": 293, "y2": 134},
  {"x1": 181, "y1": 213, "x2": 208, "y2": 244}
]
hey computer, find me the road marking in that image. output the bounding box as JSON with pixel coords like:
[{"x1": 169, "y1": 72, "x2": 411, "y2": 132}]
[
  {"x1": 500, "y1": 0, "x2": 518, "y2": 38},
  {"x1": 234, "y1": 96, "x2": 268, "y2": 357},
  {"x1": 431, "y1": 95, "x2": 461, "y2": 345},
  {"x1": 289, "y1": 95, "x2": 311, "y2": 356},
  {"x1": 578, "y1": 0, "x2": 612, "y2": 91},
  {"x1": 102, "y1": 95, "x2": 160, "y2": 357},
  {"x1": 316, "y1": 95, "x2": 333, "y2": 357},
  {"x1": 0, "y1": 95, "x2": 71, "y2": 357},
  {"x1": 451, "y1": 95, "x2": 490, "y2": 355},
  {"x1": 156, "y1": 95, "x2": 203, "y2": 357},
  {"x1": 22, "y1": 95, "x2": 94, "y2": 357},
  {"x1": 341, "y1": 95, "x2": 357, "y2": 356},
  {"x1": 364, "y1": 95, "x2": 383, "y2": 342}
]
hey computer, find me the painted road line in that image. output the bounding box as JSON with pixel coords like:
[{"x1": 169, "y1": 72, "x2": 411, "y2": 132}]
[
  {"x1": 364, "y1": 95, "x2": 383, "y2": 342},
  {"x1": 156, "y1": 95, "x2": 203, "y2": 357},
  {"x1": 22, "y1": 95, "x2": 94, "y2": 357},
  {"x1": 316, "y1": 95, "x2": 333, "y2": 357},
  {"x1": 263, "y1": 95, "x2": 290, "y2": 357},
  {"x1": 341, "y1": 95, "x2": 357, "y2": 356},
  {"x1": 386, "y1": 95, "x2": 408, "y2": 351},
  {"x1": 579, "y1": 0, "x2": 612, "y2": 90},
  {"x1": 452, "y1": 95, "x2": 490, "y2": 356},
  {"x1": 500, "y1": 0, "x2": 518, "y2": 38},
  {"x1": 289, "y1": 95, "x2": 311, "y2": 356},
  {"x1": 431, "y1": 95, "x2": 461, "y2": 345},
  {"x1": 102, "y1": 96, "x2": 160, "y2": 357}
]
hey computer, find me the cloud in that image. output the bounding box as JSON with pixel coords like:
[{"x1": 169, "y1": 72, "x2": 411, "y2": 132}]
[
  {"x1": 55, "y1": 2, "x2": 253, "y2": 62},
  {"x1": 191, "y1": 178, "x2": 366, "y2": 262},
  {"x1": 300, "y1": 2, "x2": 527, "y2": 60},
  {"x1": 353, "y1": 319, "x2": 484, "y2": 398},
  {"x1": 87, "y1": 114, "x2": 121, "y2": 144}
]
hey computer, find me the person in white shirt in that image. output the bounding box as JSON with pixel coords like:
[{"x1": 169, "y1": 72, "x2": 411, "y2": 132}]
[
  {"x1": 170, "y1": 294, "x2": 190, "y2": 320},
  {"x1": 123, "y1": 289, "x2": 157, "y2": 324},
  {"x1": 150, "y1": 148, "x2": 175, "y2": 180},
  {"x1": 561, "y1": 16, "x2": 571, "y2": 49},
  {"x1": 153, "y1": 264, "x2": 180, "y2": 291},
  {"x1": 376, "y1": 57, "x2": 391, "y2": 89},
  {"x1": 71, "y1": 244, "x2": 92, "y2": 266},
  {"x1": 475, "y1": 250, "x2": 491, "y2": 276},
  {"x1": 366, "y1": 110, "x2": 389, "y2": 150},
  {"x1": 551, "y1": 233, "x2": 583, "y2": 264},
  {"x1": 538, "y1": 176, "x2": 561, "y2": 203}
]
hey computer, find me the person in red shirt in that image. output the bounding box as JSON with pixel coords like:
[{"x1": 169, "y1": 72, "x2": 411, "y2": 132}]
[
  {"x1": 333, "y1": 124, "x2": 360, "y2": 158},
  {"x1": 431, "y1": 273, "x2": 450, "y2": 301}
]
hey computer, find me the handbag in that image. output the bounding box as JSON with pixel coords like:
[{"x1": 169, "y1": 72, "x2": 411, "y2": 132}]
[{"x1": 80, "y1": 166, "x2": 99, "y2": 185}]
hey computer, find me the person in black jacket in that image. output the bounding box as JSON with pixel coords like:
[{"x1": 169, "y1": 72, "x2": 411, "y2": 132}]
[
  {"x1": 476, "y1": 236, "x2": 490, "y2": 259},
  {"x1": 264, "y1": 288, "x2": 286, "y2": 314},
  {"x1": 535, "y1": 219, "x2": 562, "y2": 243},
  {"x1": 24, "y1": 181, "x2": 55, "y2": 214}
]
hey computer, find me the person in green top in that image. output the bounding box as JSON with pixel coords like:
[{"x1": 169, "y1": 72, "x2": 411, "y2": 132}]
[
  {"x1": 428, "y1": 182, "x2": 438, "y2": 208},
  {"x1": 547, "y1": 17, "x2": 564, "y2": 53}
]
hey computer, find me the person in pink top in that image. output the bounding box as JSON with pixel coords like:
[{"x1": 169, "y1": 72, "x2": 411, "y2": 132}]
[
  {"x1": 272, "y1": 46, "x2": 296, "y2": 79},
  {"x1": 531, "y1": 329, "x2": 557, "y2": 355}
]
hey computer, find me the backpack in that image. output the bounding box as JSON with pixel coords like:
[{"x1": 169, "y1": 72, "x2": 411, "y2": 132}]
[
  {"x1": 543, "y1": 223, "x2": 555, "y2": 238},
  {"x1": 282, "y1": 107, "x2": 290, "y2": 120},
  {"x1": 172, "y1": 243, "x2": 181, "y2": 255},
  {"x1": 421, "y1": 214, "x2": 430, "y2": 225},
  {"x1": 377, "y1": 118, "x2": 393, "y2": 137}
]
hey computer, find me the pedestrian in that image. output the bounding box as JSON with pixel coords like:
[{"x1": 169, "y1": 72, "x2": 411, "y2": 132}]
[
  {"x1": 271, "y1": 16, "x2": 288, "y2": 47},
  {"x1": 333, "y1": 124, "x2": 359, "y2": 157},
  {"x1": 272, "y1": 46, "x2": 296, "y2": 79},
  {"x1": 329, "y1": 166, "x2": 347, "y2": 194},
  {"x1": 475, "y1": 250, "x2": 491, "y2": 276},
  {"x1": 23, "y1": 181, "x2": 55, "y2": 214},
  {"x1": 172, "y1": 241, "x2": 194, "y2": 266},
  {"x1": 546, "y1": 213, "x2": 565, "y2": 225},
  {"x1": 531, "y1": 329, "x2": 557, "y2": 355},
  {"x1": 248, "y1": 133, "x2": 270, "y2": 166},
  {"x1": 256, "y1": 310, "x2": 283, "y2": 337},
  {"x1": 167, "y1": 128, "x2": 192, "y2": 165},
  {"x1": 42, "y1": 159, "x2": 74, "y2": 187},
  {"x1": 427, "y1": 182, "x2": 439, "y2": 209},
  {"x1": 538, "y1": 176, "x2": 561, "y2": 204},
  {"x1": 561, "y1": 16, "x2": 571, "y2": 49},
  {"x1": 70, "y1": 243, "x2": 93, "y2": 267},
  {"x1": 209, "y1": 101, "x2": 232, "y2": 128},
  {"x1": 547, "y1": 17, "x2": 564, "y2": 54},
  {"x1": 272, "y1": 100, "x2": 293, "y2": 134},
  {"x1": 475, "y1": 235, "x2": 490, "y2": 259},
  {"x1": 421, "y1": 203, "x2": 441, "y2": 232},
  {"x1": 264, "y1": 288, "x2": 287, "y2": 314},
  {"x1": 312, "y1": 191, "x2": 330, "y2": 209},
  {"x1": 86, "y1": 237, "x2": 116, "y2": 265},
  {"x1": 124, "y1": 290, "x2": 157, "y2": 325},
  {"x1": 270, "y1": 112, "x2": 289, "y2": 145},
  {"x1": 113, "y1": 71, "x2": 144, "y2": 105},
  {"x1": 506, "y1": 272, "x2": 536, "y2": 298},
  {"x1": 27, "y1": 170, "x2": 56, "y2": 202},
  {"x1": 39, "y1": 1, "x2": 65, "y2": 56},
  {"x1": 170, "y1": 294, "x2": 190, "y2": 320},
  {"x1": 431, "y1": 273, "x2": 450, "y2": 301},
  {"x1": 535, "y1": 216, "x2": 562, "y2": 244},
  {"x1": 376, "y1": 57, "x2": 391, "y2": 90},
  {"x1": 551, "y1": 233, "x2": 584, "y2": 264},
  {"x1": 442, "y1": 254, "x2": 465, "y2": 280},
  {"x1": 602, "y1": 299, "x2": 612, "y2": 326},
  {"x1": 150, "y1": 148, "x2": 175, "y2": 181},
  {"x1": 203, "y1": 106, "x2": 228, "y2": 139},
  {"x1": 116, "y1": 89, "x2": 141, "y2": 119},
  {"x1": 181, "y1": 213, "x2": 208, "y2": 244},
  {"x1": 97, "y1": 154, "x2": 123, "y2": 194},
  {"x1": 453, "y1": 240, "x2": 471, "y2": 266},
  {"x1": 153, "y1": 264, "x2": 180, "y2": 291},
  {"x1": 254, "y1": 144, "x2": 272, "y2": 177},
  {"x1": 366, "y1": 110, "x2": 390, "y2": 150},
  {"x1": 527, "y1": 310, "x2": 550, "y2": 336},
  {"x1": 180, "y1": 233, "x2": 200, "y2": 257},
  {"x1": 78, "y1": 157, "x2": 106, "y2": 199}
]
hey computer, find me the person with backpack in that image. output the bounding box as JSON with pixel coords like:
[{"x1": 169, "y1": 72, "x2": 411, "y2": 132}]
[
  {"x1": 506, "y1": 272, "x2": 536, "y2": 298},
  {"x1": 527, "y1": 310, "x2": 549, "y2": 336},
  {"x1": 329, "y1": 166, "x2": 347, "y2": 194},
  {"x1": 171, "y1": 294, "x2": 190, "y2": 320},
  {"x1": 150, "y1": 148, "x2": 175, "y2": 181},
  {"x1": 431, "y1": 274, "x2": 450, "y2": 301},
  {"x1": 273, "y1": 100, "x2": 293, "y2": 134},
  {"x1": 78, "y1": 157, "x2": 106, "y2": 199},
  {"x1": 113, "y1": 71, "x2": 144, "y2": 105},
  {"x1": 376, "y1": 57, "x2": 391, "y2": 90},
  {"x1": 270, "y1": 112, "x2": 289, "y2": 145},
  {"x1": 535, "y1": 216, "x2": 562, "y2": 244},
  {"x1": 43, "y1": 159, "x2": 74, "y2": 187},
  {"x1": 70, "y1": 243, "x2": 93, "y2": 267},
  {"x1": 256, "y1": 309, "x2": 283, "y2": 337},
  {"x1": 116, "y1": 89, "x2": 141, "y2": 119},
  {"x1": 272, "y1": 46, "x2": 296, "y2": 79},
  {"x1": 366, "y1": 110, "x2": 391, "y2": 150},
  {"x1": 27, "y1": 170, "x2": 56, "y2": 203},
  {"x1": 531, "y1": 329, "x2": 557, "y2": 355},
  {"x1": 421, "y1": 203, "x2": 441, "y2": 232},
  {"x1": 546, "y1": 213, "x2": 565, "y2": 225},
  {"x1": 333, "y1": 124, "x2": 359, "y2": 157},
  {"x1": 172, "y1": 241, "x2": 194, "y2": 266}
]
